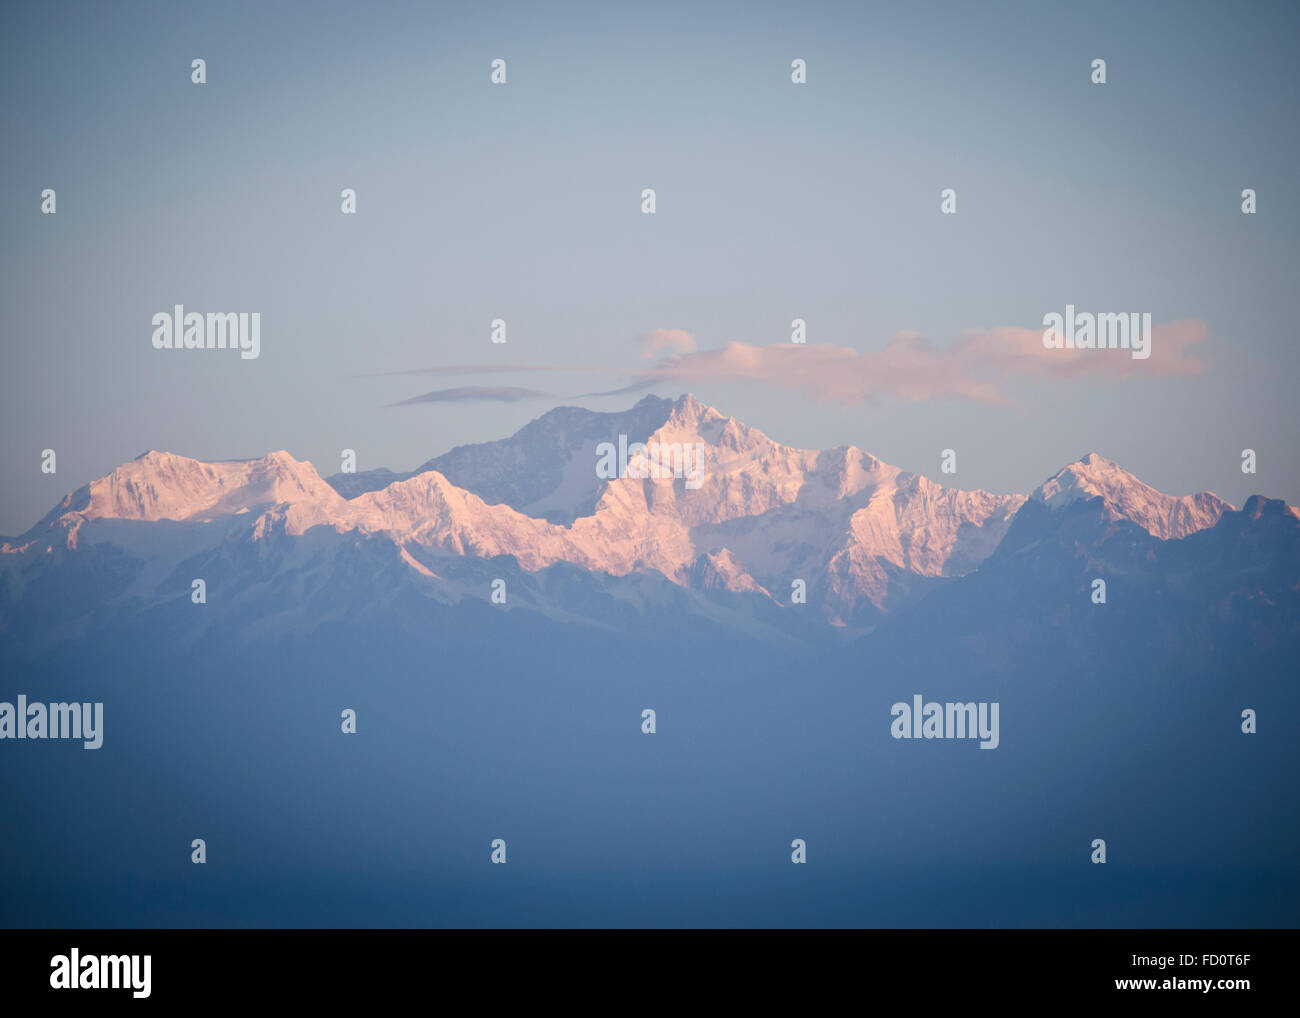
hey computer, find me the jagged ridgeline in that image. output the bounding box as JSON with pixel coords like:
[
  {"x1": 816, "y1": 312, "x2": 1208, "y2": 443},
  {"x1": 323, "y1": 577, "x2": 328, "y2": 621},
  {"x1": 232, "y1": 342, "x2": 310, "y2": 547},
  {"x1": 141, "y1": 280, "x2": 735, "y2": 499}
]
[{"x1": 1, "y1": 394, "x2": 1251, "y2": 641}]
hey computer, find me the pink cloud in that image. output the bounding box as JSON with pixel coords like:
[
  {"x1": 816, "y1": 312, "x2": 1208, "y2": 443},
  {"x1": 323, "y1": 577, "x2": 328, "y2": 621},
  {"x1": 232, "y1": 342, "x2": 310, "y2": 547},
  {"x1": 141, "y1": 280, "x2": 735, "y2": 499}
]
[
  {"x1": 635, "y1": 320, "x2": 1209, "y2": 405},
  {"x1": 640, "y1": 328, "x2": 696, "y2": 359}
]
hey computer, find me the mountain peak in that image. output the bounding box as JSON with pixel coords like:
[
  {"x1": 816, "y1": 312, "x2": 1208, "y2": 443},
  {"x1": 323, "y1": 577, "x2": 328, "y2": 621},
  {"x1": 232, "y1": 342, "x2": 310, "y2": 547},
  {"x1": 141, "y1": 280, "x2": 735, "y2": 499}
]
[
  {"x1": 668, "y1": 391, "x2": 713, "y2": 415},
  {"x1": 75, "y1": 449, "x2": 340, "y2": 524},
  {"x1": 1033, "y1": 454, "x2": 1229, "y2": 540},
  {"x1": 1241, "y1": 494, "x2": 1300, "y2": 523}
]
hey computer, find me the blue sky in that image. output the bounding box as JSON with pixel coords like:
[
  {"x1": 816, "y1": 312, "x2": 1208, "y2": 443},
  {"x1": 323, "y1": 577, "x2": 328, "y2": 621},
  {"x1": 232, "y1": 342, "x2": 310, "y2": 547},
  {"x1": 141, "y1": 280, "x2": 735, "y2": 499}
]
[{"x1": 2, "y1": 0, "x2": 1297, "y2": 533}]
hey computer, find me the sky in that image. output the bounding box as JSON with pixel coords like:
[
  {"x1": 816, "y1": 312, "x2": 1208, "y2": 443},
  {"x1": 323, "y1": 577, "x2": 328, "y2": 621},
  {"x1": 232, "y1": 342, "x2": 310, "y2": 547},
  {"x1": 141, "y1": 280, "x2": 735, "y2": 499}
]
[{"x1": 1, "y1": 0, "x2": 1297, "y2": 535}]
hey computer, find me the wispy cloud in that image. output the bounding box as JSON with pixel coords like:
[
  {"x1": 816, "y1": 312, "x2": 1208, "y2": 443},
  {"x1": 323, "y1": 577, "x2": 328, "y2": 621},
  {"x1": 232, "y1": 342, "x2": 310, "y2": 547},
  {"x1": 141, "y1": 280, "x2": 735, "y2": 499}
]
[
  {"x1": 364, "y1": 364, "x2": 580, "y2": 378},
  {"x1": 387, "y1": 386, "x2": 553, "y2": 406},
  {"x1": 639, "y1": 328, "x2": 696, "y2": 359},
  {"x1": 569, "y1": 379, "x2": 665, "y2": 399},
  {"x1": 379, "y1": 321, "x2": 1209, "y2": 408},
  {"x1": 629, "y1": 321, "x2": 1209, "y2": 406}
]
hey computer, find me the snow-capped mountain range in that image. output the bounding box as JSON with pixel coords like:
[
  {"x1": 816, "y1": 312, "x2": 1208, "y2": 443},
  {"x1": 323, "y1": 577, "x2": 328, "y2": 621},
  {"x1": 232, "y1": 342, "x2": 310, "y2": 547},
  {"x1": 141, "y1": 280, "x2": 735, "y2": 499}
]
[{"x1": 3, "y1": 394, "x2": 1261, "y2": 633}]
